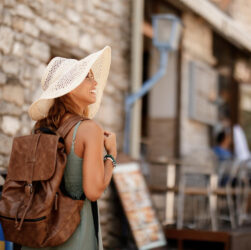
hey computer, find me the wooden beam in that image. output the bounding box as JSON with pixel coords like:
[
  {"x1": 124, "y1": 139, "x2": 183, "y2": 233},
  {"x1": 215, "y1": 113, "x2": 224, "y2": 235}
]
[
  {"x1": 177, "y1": 0, "x2": 251, "y2": 52},
  {"x1": 164, "y1": 228, "x2": 231, "y2": 247},
  {"x1": 149, "y1": 185, "x2": 250, "y2": 196}
]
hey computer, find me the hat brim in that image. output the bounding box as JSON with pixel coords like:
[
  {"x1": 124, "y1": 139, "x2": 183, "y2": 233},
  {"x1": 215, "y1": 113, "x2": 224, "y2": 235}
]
[{"x1": 28, "y1": 46, "x2": 111, "y2": 121}]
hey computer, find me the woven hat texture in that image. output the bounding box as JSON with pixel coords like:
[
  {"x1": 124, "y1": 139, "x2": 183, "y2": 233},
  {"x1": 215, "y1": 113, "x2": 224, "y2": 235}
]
[{"x1": 28, "y1": 46, "x2": 111, "y2": 120}]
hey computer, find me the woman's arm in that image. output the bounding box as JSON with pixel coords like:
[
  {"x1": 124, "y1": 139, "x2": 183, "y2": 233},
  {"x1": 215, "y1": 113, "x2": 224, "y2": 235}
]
[{"x1": 81, "y1": 120, "x2": 114, "y2": 201}]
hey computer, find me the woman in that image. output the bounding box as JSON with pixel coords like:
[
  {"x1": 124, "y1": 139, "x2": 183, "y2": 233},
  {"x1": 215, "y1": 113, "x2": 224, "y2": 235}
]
[{"x1": 23, "y1": 46, "x2": 116, "y2": 250}]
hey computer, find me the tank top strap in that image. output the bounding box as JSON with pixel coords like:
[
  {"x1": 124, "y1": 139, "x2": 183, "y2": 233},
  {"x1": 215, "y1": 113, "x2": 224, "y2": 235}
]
[{"x1": 71, "y1": 120, "x2": 82, "y2": 151}]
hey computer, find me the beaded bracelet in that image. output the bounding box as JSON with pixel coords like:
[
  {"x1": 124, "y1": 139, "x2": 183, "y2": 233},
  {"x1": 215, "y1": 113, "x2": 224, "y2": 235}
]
[{"x1": 104, "y1": 154, "x2": 117, "y2": 167}]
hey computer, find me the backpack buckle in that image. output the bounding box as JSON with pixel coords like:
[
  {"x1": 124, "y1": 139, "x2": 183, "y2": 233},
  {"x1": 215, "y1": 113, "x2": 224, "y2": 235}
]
[{"x1": 25, "y1": 183, "x2": 33, "y2": 195}]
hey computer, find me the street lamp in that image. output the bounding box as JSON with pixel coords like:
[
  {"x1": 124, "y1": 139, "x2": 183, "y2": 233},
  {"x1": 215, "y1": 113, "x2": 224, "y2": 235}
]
[
  {"x1": 123, "y1": 14, "x2": 182, "y2": 154},
  {"x1": 152, "y1": 14, "x2": 182, "y2": 50}
]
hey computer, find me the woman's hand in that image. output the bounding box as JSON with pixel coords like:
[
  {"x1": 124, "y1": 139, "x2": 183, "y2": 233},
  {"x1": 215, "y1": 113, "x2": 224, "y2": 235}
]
[{"x1": 104, "y1": 131, "x2": 117, "y2": 159}]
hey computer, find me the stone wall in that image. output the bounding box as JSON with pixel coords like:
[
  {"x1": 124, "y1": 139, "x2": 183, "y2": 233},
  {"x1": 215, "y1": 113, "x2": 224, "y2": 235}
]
[
  {"x1": 0, "y1": 0, "x2": 131, "y2": 248},
  {"x1": 179, "y1": 2, "x2": 251, "y2": 156},
  {"x1": 179, "y1": 13, "x2": 216, "y2": 156}
]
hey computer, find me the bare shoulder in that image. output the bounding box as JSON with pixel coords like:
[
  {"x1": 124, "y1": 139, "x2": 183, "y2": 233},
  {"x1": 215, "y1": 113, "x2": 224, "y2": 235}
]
[{"x1": 78, "y1": 119, "x2": 103, "y2": 140}]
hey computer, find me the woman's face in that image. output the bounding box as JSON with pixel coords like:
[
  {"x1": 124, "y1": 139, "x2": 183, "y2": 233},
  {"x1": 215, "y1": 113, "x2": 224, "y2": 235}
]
[{"x1": 68, "y1": 69, "x2": 97, "y2": 105}]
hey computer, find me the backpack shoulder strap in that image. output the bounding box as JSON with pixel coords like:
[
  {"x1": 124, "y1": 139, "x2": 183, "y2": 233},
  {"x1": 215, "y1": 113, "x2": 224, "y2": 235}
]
[{"x1": 56, "y1": 115, "x2": 89, "y2": 139}]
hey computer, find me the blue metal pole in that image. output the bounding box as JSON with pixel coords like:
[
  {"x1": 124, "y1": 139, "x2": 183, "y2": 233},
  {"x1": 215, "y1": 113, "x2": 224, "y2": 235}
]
[{"x1": 123, "y1": 48, "x2": 169, "y2": 154}]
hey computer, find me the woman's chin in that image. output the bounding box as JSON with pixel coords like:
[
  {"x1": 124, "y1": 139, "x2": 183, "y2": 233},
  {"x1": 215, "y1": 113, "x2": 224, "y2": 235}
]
[{"x1": 89, "y1": 97, "x2": 96, "y2": 104}]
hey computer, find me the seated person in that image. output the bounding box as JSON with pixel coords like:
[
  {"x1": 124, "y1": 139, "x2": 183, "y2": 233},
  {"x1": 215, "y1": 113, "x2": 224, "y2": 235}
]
[
  {"x1": 213, "y1": 129, "x2": 233, "y2": 161},
  {"x1": 213, "y1": 129, "x2": 233, "y2": 186}
]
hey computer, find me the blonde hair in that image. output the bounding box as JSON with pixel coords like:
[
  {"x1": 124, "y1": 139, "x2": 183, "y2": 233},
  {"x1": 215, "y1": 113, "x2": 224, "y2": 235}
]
[{"x1": 33, "y1": 94, "x2": 89, "y2": 133}]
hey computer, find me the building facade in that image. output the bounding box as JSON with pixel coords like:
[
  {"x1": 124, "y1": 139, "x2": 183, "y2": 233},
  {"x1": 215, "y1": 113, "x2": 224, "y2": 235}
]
[{"x1": 142, "y1": 0, "x2": 251, "y2": 224}]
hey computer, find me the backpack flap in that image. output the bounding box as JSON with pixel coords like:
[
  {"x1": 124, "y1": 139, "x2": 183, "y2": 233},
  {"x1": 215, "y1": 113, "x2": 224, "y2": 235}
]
[{"x1": 7, "y1": 133, "x2": 59, "y2": 182}]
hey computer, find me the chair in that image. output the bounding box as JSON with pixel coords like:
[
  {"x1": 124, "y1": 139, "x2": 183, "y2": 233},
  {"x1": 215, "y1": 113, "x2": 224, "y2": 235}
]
[
  {"x1": 176, "y1": 149, "x2": 218, "y2": 230},
  {"x1": 216, "y1": 159, "x2": 241, "y2": 229},
  {"x1": 235, "y1": 158, "x2": 251, "y2": 226}
]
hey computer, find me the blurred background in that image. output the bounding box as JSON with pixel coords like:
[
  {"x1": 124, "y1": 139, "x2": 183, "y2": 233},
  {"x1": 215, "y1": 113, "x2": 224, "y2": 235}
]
[{"x1": 1, "y1": 0, "x2": 251, "y2": 249}]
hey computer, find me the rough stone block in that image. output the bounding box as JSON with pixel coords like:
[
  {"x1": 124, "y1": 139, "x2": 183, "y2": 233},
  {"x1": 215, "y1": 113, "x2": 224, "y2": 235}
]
[
  {"x1": 0, "y1": 101, "x2": 22, "y2": 116},
  {"x1": 2, "y1": 9, "x2": 12, "y2": 26},
  {"x1": 96, "y1": 9, "x2": 111, "y2": 24},
  {"x1": 4, "y1": 0, "x2": 16, "y2": 7},
  {"x1": 12, "y1": 42, "x2": 25, "y2": 57},
  {"x1": 21, "y1": 63, "x2": 34, "y2": 80},
  {"x1": 35, "y1": 63, "x2": 46, "y2": 80},
  {"x1": 0, "y1": 133, "x2": 12, "y2": 155},
  {"x1": 0, "y1": 154, "x2": 9, "y2": 168},
  {"x1": 0, "y1": 72, "x2": 7, "y2": 85},
  {"x1": 79, "y1": 33, "x2": 93, "y2": 52},
  {"x1": 100, "y1": 186, "x2": 114, "y2": 200},
  {"x1": 3, "y1": 85, "x2": 24, "y2": 106},
  {"x1": 1, "y1": 116, "x2": 21, "y2": 136},
  {"x1": 65, "y1": 25, "x2": 79, "y2": 46},
  {"x1": 35, "y1": 17, "x2": 52, "y2": 34},
  {"x1": 94, "y1": 33, "x2": 112, "y2": 49},
  {"x1": 66, "y1": 9, "x2": 81, "y2": 23},
  {"x1": 23, "y1": 34, "x2": 33, "y2": 46},
  {"x1": 98, "y1": 199, "x2": 111, "y2": 212},
  {"x1": 0, "y1": 26, "x2": 14, "y2": 54},
  {"x1": 29, "y1": 40, "x2": 50, "y2": 62},
  {"x1": 24, "y1": 21, "x2": 39, "y2": 37},
  {"x1": 16, "y1": 4, "x2": 34, "y2": 19},
  {"x1": 2, "y1": 56, "x2": 20, "y2": 75},
  {"x1": 12, "y1": 16, "x2": 25, "y2": 32},
  {"x1": 20, "y1": 113, "x2": 32, "y2": 134}
]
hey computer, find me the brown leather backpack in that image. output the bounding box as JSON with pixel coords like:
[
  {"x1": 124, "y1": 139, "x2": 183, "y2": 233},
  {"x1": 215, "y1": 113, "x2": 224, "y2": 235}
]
[{"x1": 0, "y1": 114, "x2": 89, "y2": 247}]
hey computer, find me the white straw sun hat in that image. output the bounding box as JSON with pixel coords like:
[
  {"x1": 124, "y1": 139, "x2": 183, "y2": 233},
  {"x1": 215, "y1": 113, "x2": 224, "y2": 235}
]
[{"x1": 28, "y1": 46, "x2": 111, "y2": 121}]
